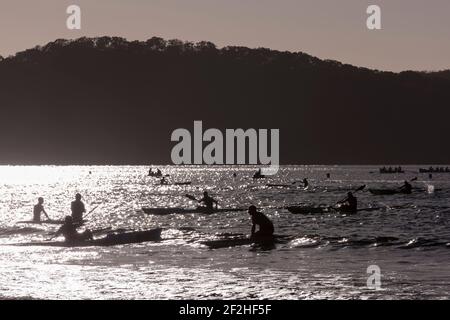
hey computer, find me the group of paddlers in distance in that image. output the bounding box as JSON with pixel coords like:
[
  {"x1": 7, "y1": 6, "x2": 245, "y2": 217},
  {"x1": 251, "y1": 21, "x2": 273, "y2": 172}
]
[
  {"x1": 28, "y1": 167, "x2": 420, "y2": 245},
  {"x1": 379, "y1": 166, "x2": 404, "y2": 174}
]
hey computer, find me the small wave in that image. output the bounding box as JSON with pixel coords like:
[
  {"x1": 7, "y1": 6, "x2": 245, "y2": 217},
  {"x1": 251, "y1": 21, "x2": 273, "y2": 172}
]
[
  {"x1": 289, "y1": 236, "x2": 321, "y2": 248},
  {"x1": 399, "y1": 237, "x2": 448, "y2": 249}
]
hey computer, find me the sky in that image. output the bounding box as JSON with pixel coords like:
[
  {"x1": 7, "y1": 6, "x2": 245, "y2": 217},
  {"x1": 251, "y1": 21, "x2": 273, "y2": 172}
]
[{"x1": 0, "y1": 0, "x2": 449, "y2": 72}]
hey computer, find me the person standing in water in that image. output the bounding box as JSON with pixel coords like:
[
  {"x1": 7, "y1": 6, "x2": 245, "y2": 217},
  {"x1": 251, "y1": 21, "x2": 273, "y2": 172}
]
[
  {"x1": 248, "y1": 205, "x2": 274, "y2": 237},
  {"x1": 33, "y1": 197, "x2": 50, "y2": 222},
  {"x1": 71, "y1": 193, "x2": 86, "y2": 222}
]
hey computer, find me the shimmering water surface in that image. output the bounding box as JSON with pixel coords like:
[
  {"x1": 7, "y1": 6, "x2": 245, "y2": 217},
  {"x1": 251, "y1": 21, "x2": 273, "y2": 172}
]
[{"x1": 0, "y1": 165, "x2": 449, "y2": 299}]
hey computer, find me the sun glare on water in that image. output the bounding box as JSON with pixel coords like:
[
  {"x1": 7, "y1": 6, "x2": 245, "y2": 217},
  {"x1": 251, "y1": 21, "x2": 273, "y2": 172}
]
[{"x1": 0, "y1": 166, "x2": 89, "y2": 185}]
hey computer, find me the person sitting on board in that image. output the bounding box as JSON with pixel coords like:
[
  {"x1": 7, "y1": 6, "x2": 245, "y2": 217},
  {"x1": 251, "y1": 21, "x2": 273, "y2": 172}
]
[
  {"x1": 337, "y1": 192, "x2": 358, "y2": 213},
  {"x1": 33, "y1": 197, "x2": 50, "y2": 222},
  {"x1": 198, "y1": 191, "x2": 218, "y2": 210},
  {"x1": 303, "y1": 178, "x2": 309, "y2": 188},
  {"x1": 54, "y1": 216, "x2": 93, "y2": 243},
  {"x1": 71, "y1": 193, "x2": 86, "y2": 222},
  {"x1": 253, "y1": 168, "x2": 265, "y2": 179},
  {"x1": 400, "y1": 180, "x2": 412, "y2": 194},
  {"x1": 248, "y1": 205, "x2": 274, "y2": 237}
]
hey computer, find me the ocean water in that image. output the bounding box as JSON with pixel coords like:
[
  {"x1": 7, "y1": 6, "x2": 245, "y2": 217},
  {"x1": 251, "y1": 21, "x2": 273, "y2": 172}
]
[{"x1": 0, "y1": 165, "x2": 449, "y2": 300}]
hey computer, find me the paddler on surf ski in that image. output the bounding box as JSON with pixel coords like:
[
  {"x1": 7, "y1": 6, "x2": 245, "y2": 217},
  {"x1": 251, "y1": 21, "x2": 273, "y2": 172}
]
[
  {"x1": 399, "y1": 180, "x2": 413, "y2": 194},
  {"x1": 335, "y1": 192, "x2": 358, "y2": 213},
  {"x1": 198, "y1": 191, "x2": 218, "y2": 210},
  {"x1": 53, "y1": 216, "x2": 93, "y2": 243}
]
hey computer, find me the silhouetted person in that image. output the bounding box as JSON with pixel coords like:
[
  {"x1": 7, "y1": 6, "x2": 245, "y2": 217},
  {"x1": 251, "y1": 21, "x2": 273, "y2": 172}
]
[
  {"x1": 400, "y1": 181, "x2": 412, "y2": 194},
  {"x1": 71, "y1": 193, "x2": 86, "y2": 222},
  {"x1": 253, "y1": 168, "x2": 265, "y2": 179},
  {"x1": 232, "y1": 173, "x2": 237, "y2": 178},
  {"x1": 303, "y1": 178, "x2": 309, "y2": 188},
  {"x1": 326, "y1": 173, "x2": 331, "y2": 179},
  {"x1": 33, "y1": 197, "x2": 49, "y2": 222},
  {"x1": 248, "y1": 205, "x2": 274, "y2": 237},
  {"x1": 337, "y1": 192, "x2": 357, "y2": 213},
  {"x1": 429, "y1": 173, "x2": 433, "y2": 180},
  {"x1": 54, "y1": 216, "x2": 92, "y2": 243},
  {"x1": 198, "y1": 191, "x2": 218, "y2": 210},
  {"x1": 160, "y1": 177, "x2": 168, "y2": 185}
]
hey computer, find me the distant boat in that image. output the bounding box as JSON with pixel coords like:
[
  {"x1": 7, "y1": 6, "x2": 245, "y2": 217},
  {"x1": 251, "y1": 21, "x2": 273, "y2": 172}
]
[
  {"x1": 379, "y1": 167, "x2": 404, "y2": 174},
  {"x1": 419, "y1": 167, "x2": 450, "y2": 173}
]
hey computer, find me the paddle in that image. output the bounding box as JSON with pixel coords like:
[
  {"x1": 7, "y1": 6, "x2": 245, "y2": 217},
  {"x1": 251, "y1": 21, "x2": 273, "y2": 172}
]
[
  {"x1": 185, "y1": 194, "x2": 197, "y2": 201},
  {"x1": 83, "y1": 205, "x2": 99, "y2": 219}
]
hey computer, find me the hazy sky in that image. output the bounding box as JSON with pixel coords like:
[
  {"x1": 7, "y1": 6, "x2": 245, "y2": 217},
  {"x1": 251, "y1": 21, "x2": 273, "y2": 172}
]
[{"x1": 1, "y1": 0, "x2": 449, "y2": 72}]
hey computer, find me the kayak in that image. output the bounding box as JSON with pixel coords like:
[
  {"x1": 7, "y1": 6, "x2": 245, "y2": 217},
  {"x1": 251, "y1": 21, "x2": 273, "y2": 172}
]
[
  {"x1": 160, "y1": 182, "x2": 191, "y2": 186},
  {"x1": 266, "y1": 183, "x2": 290, "y2": 187},
  {"x1": 287, "y1": 206, "x2": 330, "y2": 214},
  {"x1": 173, "y1": 182, "x2": 192, "y2": 186},
  {"x1": 419, "y1": 168, "x2": 450, "y2": 173},
  {"x1": 287, "y1": 206, "x2": 381, "y2": 214},
  {"x1": 16, "y1": 219, "x2": 87, "y2": 225},
  {"x1": 202, "y1": 235, "x2": 282, "y2": 249},
  {"x1": 142, "y1": 207, "x2": 245, "y2": 215},
  {"x1": 369, "y1": 189, "x2": 410, "y2": 195},
  {"x1": 15, "y1": 228, "x2": 162, "y2": 247},
  {"x1": 265, "y1": 184, "x2": 309, "y2": 191},
  {"x1": 253, "y1": 174, "x2": 266, "y2": 179},
  {"x1": 379, "y1": 169, "x2": 405, "y2": 174}
]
